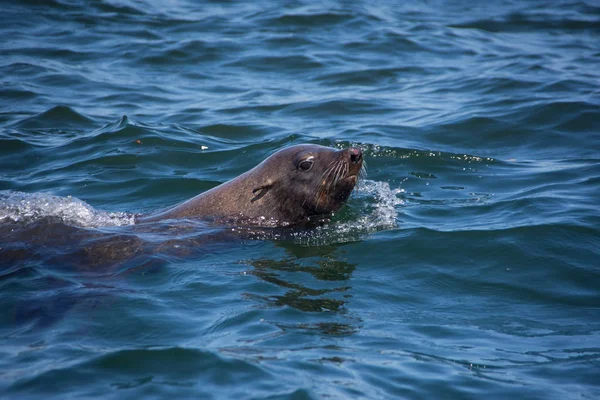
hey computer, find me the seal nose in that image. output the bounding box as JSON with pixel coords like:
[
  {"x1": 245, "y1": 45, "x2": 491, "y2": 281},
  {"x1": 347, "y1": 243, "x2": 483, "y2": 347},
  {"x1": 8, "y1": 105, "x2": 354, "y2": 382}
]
[{"x1": 349, "y1": 147, "x2": 362, "y2": 164}]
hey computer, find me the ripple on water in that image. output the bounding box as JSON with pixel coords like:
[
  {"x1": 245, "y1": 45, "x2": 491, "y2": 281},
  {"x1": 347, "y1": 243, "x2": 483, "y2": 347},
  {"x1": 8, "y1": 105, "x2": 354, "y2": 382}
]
[
  {"x1": 1, "y1": 0, "x2": 600, "y2": 399},
  {"x1": 6, "y1": 347, "x2": 277, "y2": 398}
]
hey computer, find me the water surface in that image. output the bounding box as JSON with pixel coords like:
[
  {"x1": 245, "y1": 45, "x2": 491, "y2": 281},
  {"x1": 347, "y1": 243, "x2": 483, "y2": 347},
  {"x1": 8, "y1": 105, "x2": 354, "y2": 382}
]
[{"x1": 1, "y1": 0, "x2": 599, "y2": 399}]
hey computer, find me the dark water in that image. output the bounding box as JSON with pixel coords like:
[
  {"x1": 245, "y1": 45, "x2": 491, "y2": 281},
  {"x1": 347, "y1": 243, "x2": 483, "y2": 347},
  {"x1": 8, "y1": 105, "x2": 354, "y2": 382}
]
[{"x1": 1, "y1": 0, "x2": 600, "y2": 398}]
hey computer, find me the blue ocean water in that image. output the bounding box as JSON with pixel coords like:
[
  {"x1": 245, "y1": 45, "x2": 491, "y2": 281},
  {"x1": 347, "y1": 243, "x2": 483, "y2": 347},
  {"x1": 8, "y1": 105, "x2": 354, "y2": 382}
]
[{"x1": 1, "y1": 0, "x2": 599, "y2": 399}]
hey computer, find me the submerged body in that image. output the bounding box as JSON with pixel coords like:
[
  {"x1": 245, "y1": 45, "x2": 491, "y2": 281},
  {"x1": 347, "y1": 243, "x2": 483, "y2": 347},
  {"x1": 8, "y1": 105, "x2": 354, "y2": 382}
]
[{"x1": 140, "y1": 144, "x2": 364, "y2": 226}]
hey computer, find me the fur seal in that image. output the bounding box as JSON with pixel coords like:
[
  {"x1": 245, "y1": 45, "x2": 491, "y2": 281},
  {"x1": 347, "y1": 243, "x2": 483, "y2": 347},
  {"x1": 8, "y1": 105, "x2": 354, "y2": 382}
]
[{"x1": 139, "y1": 144, "x2": 364, "y2": 226}]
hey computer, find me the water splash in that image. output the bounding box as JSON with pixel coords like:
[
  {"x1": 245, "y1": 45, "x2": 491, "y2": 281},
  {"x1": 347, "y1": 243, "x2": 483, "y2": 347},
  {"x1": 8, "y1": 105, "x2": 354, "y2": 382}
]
[
  {"x1": 0, "y1": 191, "x2": 136, "y2": 228},
  {"x1": 0, "y1": 180, "x2": 402, "y2": 240},
  {"x1": 290, "y1": 180, "x2": 403, "y2": 245}
]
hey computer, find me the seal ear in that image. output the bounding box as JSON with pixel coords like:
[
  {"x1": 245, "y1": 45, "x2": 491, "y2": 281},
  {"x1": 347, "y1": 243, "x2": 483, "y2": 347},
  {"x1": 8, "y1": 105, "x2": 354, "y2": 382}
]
[{"x1": 251, "y1": 181, "x2": 273, "y2": 202}]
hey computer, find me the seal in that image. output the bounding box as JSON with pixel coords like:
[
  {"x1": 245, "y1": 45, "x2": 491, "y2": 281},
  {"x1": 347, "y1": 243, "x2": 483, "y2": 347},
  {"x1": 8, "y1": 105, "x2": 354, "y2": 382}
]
[{"x1": 139, "y1": 144, "x2": 364, "y2": 226}]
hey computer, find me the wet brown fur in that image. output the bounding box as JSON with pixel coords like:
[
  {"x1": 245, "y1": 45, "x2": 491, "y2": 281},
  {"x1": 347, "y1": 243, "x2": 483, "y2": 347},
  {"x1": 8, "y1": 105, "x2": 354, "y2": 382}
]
[{"x1": 139, "y1": 144, "x2": 364, "y2": 226}]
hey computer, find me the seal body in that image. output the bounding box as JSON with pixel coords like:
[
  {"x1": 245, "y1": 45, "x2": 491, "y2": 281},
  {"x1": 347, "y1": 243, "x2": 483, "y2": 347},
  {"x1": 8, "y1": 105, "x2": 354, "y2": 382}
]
[{"x1": 140, "y1": 144, "x2": 364, "y2": 226}]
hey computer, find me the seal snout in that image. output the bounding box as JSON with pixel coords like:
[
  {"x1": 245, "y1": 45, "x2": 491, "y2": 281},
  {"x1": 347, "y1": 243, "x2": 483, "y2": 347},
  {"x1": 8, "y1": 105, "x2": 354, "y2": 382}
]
[{"x1": 349, "y1": 147, "x2": 362, "y2": 164}]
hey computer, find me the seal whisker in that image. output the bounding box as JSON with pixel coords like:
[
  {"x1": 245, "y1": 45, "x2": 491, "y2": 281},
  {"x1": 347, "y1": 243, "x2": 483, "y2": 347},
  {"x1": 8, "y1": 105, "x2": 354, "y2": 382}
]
[
  {"x1": 335, "y1": 159, "x2": 347, "y2": 184},
  {"x1": 355, "y1": 161, "x2": 367, "y2": 192},
  {"x1": 310, "y1": 157, "x2": 342, "y2": 210},
  {"x1": 337, "y1": 160, "x2": 349, "y2": 188},
  {"x1": 305, "y1": 169, "x2": 329, "y2": 209},
  {"x1": 329, "y1": 159, "x2": 344, "y2": 191},
  {"x1": 329, "y1": 160, "x2": 341, "y2": 189},
  {"x1": 360, "y1": 162, "x2": 367, "y2": 179},
  {"x1": 141, "y1": 144, "x2": 363, "y2": 226},
  {"x1": 342, "y1": 160, "x2": 349, "y2": 182}
]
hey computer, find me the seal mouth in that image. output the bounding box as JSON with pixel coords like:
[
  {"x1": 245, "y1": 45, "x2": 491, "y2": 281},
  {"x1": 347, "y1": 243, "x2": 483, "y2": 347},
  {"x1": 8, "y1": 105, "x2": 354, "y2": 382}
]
[
  {"x1": 343, "y1": 174, "x2": 358, "y2": 185},
  {"x1": 307, "y1": 147, "x2": 365, "y2": 213}
]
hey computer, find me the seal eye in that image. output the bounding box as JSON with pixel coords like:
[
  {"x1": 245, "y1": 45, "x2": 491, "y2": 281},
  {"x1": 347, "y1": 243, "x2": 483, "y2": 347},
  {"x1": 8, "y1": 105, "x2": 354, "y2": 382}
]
[{"x1": 298, "y1": 159, "x2": 314, "y2": 172}]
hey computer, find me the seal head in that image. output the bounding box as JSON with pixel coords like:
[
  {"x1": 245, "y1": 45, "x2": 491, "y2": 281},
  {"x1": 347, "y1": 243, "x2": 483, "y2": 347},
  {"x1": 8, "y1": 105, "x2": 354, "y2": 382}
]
[{"x1": 140, "y1": 144, "x2": 364, "y2": 226}]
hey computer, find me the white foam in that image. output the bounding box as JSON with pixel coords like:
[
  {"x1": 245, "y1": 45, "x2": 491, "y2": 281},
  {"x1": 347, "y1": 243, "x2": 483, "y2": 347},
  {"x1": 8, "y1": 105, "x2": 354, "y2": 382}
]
[
  {"x1": 0, "y1": 191, "x2": 136, "y2": 228},
  {"x1": 0, "y1": 181, "x2": 402, "y2": 238},
  {"x1": 291, "y1": 180, "x2": 403, "y2": 245},
  {"x1": 356, "y1": 179, "x2": 404, "y2": 229}
]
